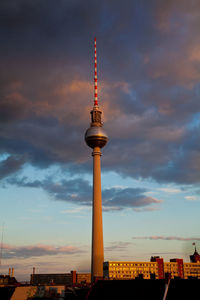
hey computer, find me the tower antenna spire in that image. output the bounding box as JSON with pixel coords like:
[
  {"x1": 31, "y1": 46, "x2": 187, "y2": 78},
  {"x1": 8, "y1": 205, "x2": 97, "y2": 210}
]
[{"x1": 94, "y1": 37, "x2": 98, "y2": 107}]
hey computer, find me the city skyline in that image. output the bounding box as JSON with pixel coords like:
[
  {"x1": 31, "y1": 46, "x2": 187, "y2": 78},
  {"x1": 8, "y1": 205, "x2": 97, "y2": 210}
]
[{"x1": 1, "y1": 0, "x2": 200, "y2": 280}]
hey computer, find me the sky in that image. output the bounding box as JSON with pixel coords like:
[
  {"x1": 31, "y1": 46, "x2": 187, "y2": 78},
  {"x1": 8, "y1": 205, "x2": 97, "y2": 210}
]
[{"x1": 0, "y1": 0, "x2": 200, "y2": 281}]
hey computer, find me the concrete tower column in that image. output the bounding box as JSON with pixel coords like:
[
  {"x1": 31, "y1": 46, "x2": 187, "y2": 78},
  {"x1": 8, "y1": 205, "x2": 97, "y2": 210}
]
[{"x1": 92, "y1": 146, "x2": 104, "y2": 278}]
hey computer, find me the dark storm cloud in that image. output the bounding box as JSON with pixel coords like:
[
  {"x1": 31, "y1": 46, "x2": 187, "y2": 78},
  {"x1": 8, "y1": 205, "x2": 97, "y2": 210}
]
[
  {"x1": 8, "y1": 177, "x2": 92, "y2": 205},
  {"x1": 0, "y1": 156, "x2": 24, "y2": 179},
  {"x1": 1, "y1": 117, "x2": 90, "y2": 169},
  {"x1": 0, "y1": 87, "x2": 29, "y2": 122},
  {"x1": 8, "y1": 177, "x2": 162, "y2": 211},
  {"x1": 1, "y1": 0, "x2": 200, "y2": 185},
  {"x1": 102, "y1": 187, "x2": 162, "y2": 211}
]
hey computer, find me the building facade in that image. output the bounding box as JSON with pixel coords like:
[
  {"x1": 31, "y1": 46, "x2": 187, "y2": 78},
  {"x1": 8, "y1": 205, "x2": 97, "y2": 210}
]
[
  {"x1": 103, "y1": 261, "x2": 158, "y2": 280},
  {"x1": 103, "y1": 253, "x2": 200, "y2": 280},
  {"x1": 184, "y1": 262, "x2": 200, "y2": 279},
  {"x1": 0, "y1": 275, "x2": 18, "y2": 286},
  {"x1": 30, "y1": 271, "x2": 91, "y2": 285}
]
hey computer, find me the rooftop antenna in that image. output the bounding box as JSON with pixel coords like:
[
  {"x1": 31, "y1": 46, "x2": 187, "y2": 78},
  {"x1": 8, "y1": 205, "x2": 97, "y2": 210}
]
[{"x1": 192, "y1": 242, "x2": 197, "y2": 252}]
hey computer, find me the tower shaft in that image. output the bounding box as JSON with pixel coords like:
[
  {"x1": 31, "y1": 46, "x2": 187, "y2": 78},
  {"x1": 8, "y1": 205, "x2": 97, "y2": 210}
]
[{"x1": 91, "y1": 146, "x2": 104, "y2": 279}]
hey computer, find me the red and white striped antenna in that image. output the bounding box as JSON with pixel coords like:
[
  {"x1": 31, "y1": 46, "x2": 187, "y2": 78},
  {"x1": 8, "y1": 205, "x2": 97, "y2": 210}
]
[{"x1": 94, "y1": 37, "x2": 98, "y2": 107}]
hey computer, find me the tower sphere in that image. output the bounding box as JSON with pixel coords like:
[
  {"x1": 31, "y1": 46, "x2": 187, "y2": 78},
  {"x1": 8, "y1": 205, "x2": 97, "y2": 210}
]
[{"x1": 85, "y1": 126, "x2": 108, "y2": 149}]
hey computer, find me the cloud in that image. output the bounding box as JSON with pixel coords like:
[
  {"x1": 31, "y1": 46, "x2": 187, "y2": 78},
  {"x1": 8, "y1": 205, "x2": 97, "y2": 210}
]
[
  {"x1": 151, "y1": 252, "x2": 184, "y2": 256},
  {"x1": 105, "y1": 241, "x2": 132, "y2": 252},
  {"x1": 0, "y1": 0, "x2": 200, "y2": 186},
  {"x1": 0, "y1": 155, "x2": 24, "y2": 179},
  {"x1": 1, "y1": 243, "x2": 83, "y2": 259},
  {"x1": 133, "y1": 206, "x2": 161, "y2": 212},
  {"x1": 8, "y1": 177, "x2": 162, "y2": 212},
  {"x1": 60, "y1": 207, "x2": 90, "y2": 214},
  {"x1": 0, "y1": 89, "x2": 29, "y2": 123},
  {"x1": 102, "y1": 187, "x2": 162, "y2": 211},
  {"x1": 185, "y1": 195, "x2": 198, "y2": 201},
  {"x1": 132, "y1": 236, "x2": 200, "y2": 241},
  {"x1": 159, "y1": 188, "x2": 181, "y2": 193},
  {"x1": 102, "y1": 206, "x2": 122, "y2": 212}
]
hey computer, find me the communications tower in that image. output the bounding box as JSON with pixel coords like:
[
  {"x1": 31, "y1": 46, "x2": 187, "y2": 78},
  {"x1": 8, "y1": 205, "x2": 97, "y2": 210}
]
[{"x1": 85, "y1": 38, "x2": 108, "y2": 280}]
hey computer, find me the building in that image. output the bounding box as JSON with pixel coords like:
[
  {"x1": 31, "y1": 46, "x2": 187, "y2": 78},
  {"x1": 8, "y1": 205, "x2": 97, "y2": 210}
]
[
  {"x1": 30, "y1": 273, "x2": 73, "y2": 285},
  {"x1": 0, "y1": 275, "x2": 18, "y2": 286},
  {"x1": 165, "y1": 259, "x2": 184, "y2": 279},
  {"x1": 151, "y1": 256, "x2": 165, "y2": 279},
  {"x1": 76, "y1": 273, "x2": 91, "y2": 284},
  {"x1": 0, "y1": 268, "x2": 17, "y2": 287},
  {"x1": 103, "y1": 250, "x2": 200, "y2": 280},
  {"x1": 30, "y1": 270, "x2": 91, "y2": 285},
  {"x1": 184, "y1": 262, "x2": 200, "y2": 279},
  {"x1": 85, "y1": 37, "x2": 108, "y2": 280},
  {"x1": 103, "y1": 261, "x2": 158, "y2": 280},
  {"x1": 103, "y1": 260, "x2": 200, "y2": 280}
]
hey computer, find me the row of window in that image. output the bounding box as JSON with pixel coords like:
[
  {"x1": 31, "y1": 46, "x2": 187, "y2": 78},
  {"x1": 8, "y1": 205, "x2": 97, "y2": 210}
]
[
  {"x1": 109, "y1": 271, "x2": 154, "y2": 274},
  {"x1": 110, "y1": 275, "x2": 154, "y2": 279},
  {"x1": 110, "y1": 267, "x2": 157, "y2": 271},
  {"x1": 109, "y1": 263, "x2": 156, "y2": 267}
]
